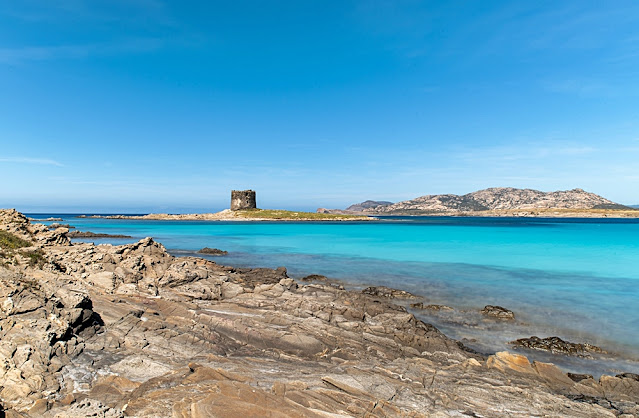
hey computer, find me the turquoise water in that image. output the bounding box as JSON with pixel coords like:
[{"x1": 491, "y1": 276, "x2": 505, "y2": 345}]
[{"x1": 31, "y1": 215, "x2": 639, "y2": 372}]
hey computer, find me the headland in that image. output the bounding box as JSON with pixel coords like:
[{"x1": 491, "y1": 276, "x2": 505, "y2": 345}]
[{"x1": 319, "y1": 187, "x2": 639, "y2": 218}]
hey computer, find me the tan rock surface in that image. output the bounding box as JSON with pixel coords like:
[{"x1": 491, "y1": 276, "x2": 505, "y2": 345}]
[{"x1": 0, "y1": 208, "x2": 637, "y2": 416}]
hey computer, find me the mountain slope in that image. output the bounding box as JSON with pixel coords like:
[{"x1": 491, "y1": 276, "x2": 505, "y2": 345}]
[
  {"x1": 327, "y1": 188, "x2": 629, "y2": 215},
  {"x1": 345, "y1": 200, "x2": 393, "y2": 212}
]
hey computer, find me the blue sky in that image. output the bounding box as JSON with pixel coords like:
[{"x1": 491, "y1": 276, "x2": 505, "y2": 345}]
[{"x1": 1, "y1": 1, "x2": 639, "y2": 212}]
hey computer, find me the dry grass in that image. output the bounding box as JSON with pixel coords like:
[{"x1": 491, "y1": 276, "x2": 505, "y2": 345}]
[
  {"x1": 21, "y1": 249, "x2": 47, "y2": 268},
  {"x1": 234, "y1": 209, "x2": 370, "y2": 220},
  {"x1": 0, "y1": 230, "x2": 32, "y2": 249}
]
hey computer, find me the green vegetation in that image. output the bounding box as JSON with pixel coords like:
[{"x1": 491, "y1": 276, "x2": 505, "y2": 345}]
[
  {"x1": 0, "y1": 230, "x2": 32, "y2": 249},
  {"x1": 21, "y1": 249, "x2": 47, "y2": 268},
  {"x1": 0, "y1": 230, "x2": 47, "y2": 268},
  {"x1": 234, "y1": 208, "x2": 369, "y2": 220}
]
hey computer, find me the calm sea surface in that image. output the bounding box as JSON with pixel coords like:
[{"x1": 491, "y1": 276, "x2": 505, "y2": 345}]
[{"x1": 29, "y1": 214, "x2": 639, "y2": 374}]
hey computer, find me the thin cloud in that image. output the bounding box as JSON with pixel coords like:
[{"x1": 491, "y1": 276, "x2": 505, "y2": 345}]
[
  {"x1": 0, "y1": 38, "x2": 165, "y2": 65},
  {"x1": 1, "y1": 0, "x2": 174, "y2": 25},
  {"x1": 0, "y1": 157, "x2": 64, "y2": 167}
]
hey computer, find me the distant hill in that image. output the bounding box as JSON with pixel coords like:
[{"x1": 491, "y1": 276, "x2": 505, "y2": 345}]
[
  {"x1": 345, "y1": 200, "x2": 393, "y2": 212},
  {"x1": 319, "y1": 188, "x2": 631, "y2": 215},
  {"x1": 630, "y1": 205, "x2": 639, "y2": 209}
]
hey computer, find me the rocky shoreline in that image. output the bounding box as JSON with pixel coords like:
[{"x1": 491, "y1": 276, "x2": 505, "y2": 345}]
[{"x1": 1, "y1": 208, "x2": 638, "y2": 416}]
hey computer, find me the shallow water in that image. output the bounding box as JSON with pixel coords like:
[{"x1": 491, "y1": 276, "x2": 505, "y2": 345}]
[{"x1": 30, "y1": 214, "x2": 639, "y2": 375}]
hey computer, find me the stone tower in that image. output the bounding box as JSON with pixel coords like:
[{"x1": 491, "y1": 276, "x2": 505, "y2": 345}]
[{"x1": 230, "y1": 190, "x2": 257, "y2": 211}]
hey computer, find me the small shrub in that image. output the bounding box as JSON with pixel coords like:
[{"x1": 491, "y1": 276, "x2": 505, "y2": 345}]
[
  {"x1": 0, "y1": 230, "x2": 32, "y2": 250},
  {"x1": 21, "y1": 249, "x2": 47, "y2": 268}
]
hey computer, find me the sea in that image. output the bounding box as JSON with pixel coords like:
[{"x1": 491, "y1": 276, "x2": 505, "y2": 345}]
[{"x1": 29, "y1": 214, "x2": 639, "y2": 377}]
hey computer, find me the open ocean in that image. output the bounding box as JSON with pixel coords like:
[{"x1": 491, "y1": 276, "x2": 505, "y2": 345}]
[{"x1": 29, "y1": 214, "x2": 639, "y2": 376}]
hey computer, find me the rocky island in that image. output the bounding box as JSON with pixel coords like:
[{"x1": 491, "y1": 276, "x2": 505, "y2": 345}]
[
  {"x1": 1, "y1": 208, "x2": 638, "y2": 417},
  {"x1": 81, "y1": 208, "x2": 373, "y2": 221},
  {"x1": 319, "y1": 187, "x2": 639, "y2": 218},
  {"x1": 81, "y1": 190, "x2": 373, "y2": 222}
]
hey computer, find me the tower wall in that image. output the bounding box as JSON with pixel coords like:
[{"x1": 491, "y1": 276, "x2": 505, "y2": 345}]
[{"x1": 230, "y1": 190, "x2": 257, "y2": 211}]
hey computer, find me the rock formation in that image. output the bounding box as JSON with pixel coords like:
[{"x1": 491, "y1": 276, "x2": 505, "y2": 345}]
[
  {"x1": 481, "y1": 305, "x2": 515, "y2": 320},
  {"x1": 510, "y1": 336, "x2": 606, "y2": 357},
  {"x1": 197, "y1": 247, "x2": 228, "y2": 255},
  {"x1": 0, "y1": 208, "x2": 638, "y2": 416}
]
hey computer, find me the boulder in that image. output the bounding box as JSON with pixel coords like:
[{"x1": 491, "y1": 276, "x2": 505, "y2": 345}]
[
  {"x1": 481, "y1": 305, "x2": 515, "y2": 320},
  {"x1": 361, "y1": 286, "x2": 418, "y2": 299},
  {"x1": 487, "y1": 351, "x2": 535, "y2": 374},
  {"x1": 411, "y1": 303, "x2": 453, "y2": 311}
]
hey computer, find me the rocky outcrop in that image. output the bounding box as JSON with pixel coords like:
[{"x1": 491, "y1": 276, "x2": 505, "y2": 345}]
[
  {"x1": 510, "y1": 336, "x2": 606, "y2": 357},
  {"x1": 345, "y1": 200, "x2": 393, "y2": 212},
  {"x1": 481, "y1": 305, "x2": 515, "y2": 320},
  {"x1": 362, "y1": 286, "x2": 418, "y2": 299},
  {"x1": 411, "y1": 303, "x2": 454, "y2": 311},
  {"x1": 0, "y1": 209, "x2": 637, "y2": 416},
  {"x1": 0, "y1": 273, "x2": 102, "y2": 412},
  {"x1": 323, "y1": 187, "x2": 630, "y2": 215},
  {"x1": 197, "y1": 247, "x2": 228, "y2": 255}
]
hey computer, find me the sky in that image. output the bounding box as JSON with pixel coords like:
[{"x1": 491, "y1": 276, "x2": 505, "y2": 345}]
[{"x1": 1, "y1": 0, "x2": 639, "y2": 212}]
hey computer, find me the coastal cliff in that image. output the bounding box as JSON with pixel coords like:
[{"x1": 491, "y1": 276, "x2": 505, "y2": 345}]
[
  {"x1": 319, "y1": 187, "x2": 638, "y2": 217},
  {"x1": 1, "y1": 208, "x2": 638, "y2": 416}
]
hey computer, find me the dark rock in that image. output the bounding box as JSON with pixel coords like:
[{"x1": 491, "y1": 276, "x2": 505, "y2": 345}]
[
  {"x1": 229, "y1": 266, "x2": 289, "y2": 288},
  {"x1": 509, "y1": 336, "x2": 606, "y2": 357},
  {"x1": 197, "y1": 247, "x2": 228, "y2": 256},
  {"x1": 617, "y1": 373, "x2": 639, "y2": 382},
  {"x1": 299, "y1": 275, "x2": 344, "y2": 289},
  {"x1": 300, "y1": 274, "x2": 329, "y2": 282},
  {"x1": 49, "y1": 223, "x2": 74, "y2": 229},
  {"x1": 481, "y1": 305, "x2": 515, "y2": 320},
  {"x1": 568, "y1": 373, "x2": 594, "y2": 382},
  {"x1": 362, "y1": 286, "x2": 418, "y2": 299},
  {"x1": 411, "y1": 302, "x2": 453, "y2": 311}
]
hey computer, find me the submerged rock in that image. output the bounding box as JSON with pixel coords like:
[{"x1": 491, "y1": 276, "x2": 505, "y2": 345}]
[
  {"x1": 481, "y1": 305, "x2": 515, "y2": 320},
  {"x1": 361, "y1": 286, "x2": 418, "y2": 299},
  {"x1": 299, "y1": 274, "x2": 344, "y2": 290},
  {"x1": 510, "y1": 336, "x2": 606, "y2": 357},
  {"x1": 300, "y1": 274, "x2": 329, "y2": 282},
  {"x1": 411, "y1": 302, "x2": 453, "y2": 311},
  {"x1": 197, "y1": 247, "x2": 228, "y2": 255}
]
